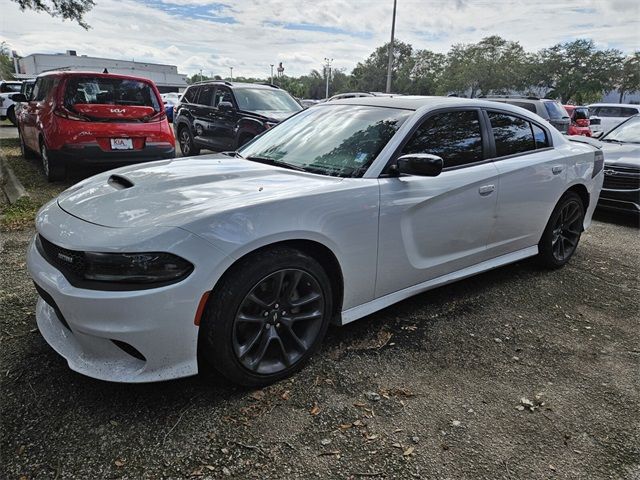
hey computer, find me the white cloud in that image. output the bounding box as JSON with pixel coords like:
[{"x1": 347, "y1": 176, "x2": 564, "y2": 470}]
[{"x1": 0, "y1": 0, "x2": 638, "y2": 79}]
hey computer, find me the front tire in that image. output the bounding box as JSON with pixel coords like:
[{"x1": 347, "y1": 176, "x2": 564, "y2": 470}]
[
  {"x1": 538, "y1": 191, "x2": 585, "y2": 269},
  {"x1": 40, "y1": 139, "x2": 65, "y2": 182},
  {"x1": 200, "y1": 247, "x2": 333, "y2": 387}
]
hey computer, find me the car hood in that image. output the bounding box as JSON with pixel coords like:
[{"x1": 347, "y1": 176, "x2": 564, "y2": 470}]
[
  {"x1": 600, "y1": 141, "x2": 640, "y2": 168},
  {"x1": 251, "y1": 110, "x2": 299, "y2": 122},
  {"x1": 57, "y1": 155, "x2": 342, "y2": 228}
]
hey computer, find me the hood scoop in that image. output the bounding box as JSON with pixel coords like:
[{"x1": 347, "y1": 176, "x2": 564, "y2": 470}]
[{"x1": 108, "y1": 174, "x2": 135, "y2": 190}]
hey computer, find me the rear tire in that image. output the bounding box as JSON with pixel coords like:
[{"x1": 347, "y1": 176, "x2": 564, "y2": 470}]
[
  {"x1": 7, "y1": 106, "x2": 17, "y2": 126},
  {"x1": 178, "y1": 125, "x2": 200, "y2": 157},
  {"x1": 538, "y1": 191, "x2": 585, "y2": 269},
  {"x1": 19, "y1": 129, "x2": 36, "y2": 160},
  {"x1": 200, "y1": 247, "x2": 333, "y2": 387},
  {"x1": 40, "y1": 139, "x2": 65, "y2": 182}
]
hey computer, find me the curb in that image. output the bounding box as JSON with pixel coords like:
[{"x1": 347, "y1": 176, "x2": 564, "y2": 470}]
[{"x1": 0, "y1": 157, "x2": 29, "y2": 204}]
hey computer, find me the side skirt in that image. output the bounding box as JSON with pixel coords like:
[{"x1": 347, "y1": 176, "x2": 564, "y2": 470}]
[{"x1": 338, "y1": 246, "x2": 539, "y2": 326}]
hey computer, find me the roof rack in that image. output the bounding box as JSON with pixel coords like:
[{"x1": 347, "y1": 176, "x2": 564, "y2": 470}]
[
  {"x1": 259, "y1": 83, "x2": 281, "y2": 89},
  {"x1": 192, "y1": 80, "x2": 233, "y2": 87},
  {"x1": 479, "y1": 94, "x2": 540, "y2": 100}
]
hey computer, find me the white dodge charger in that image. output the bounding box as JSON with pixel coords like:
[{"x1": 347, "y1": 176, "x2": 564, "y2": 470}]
[{"x1": 27, "y1": 96, "x2": 604, "y2": 386}]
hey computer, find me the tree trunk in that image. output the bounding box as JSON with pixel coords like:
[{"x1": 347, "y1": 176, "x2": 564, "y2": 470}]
[{"x1": 619, "y1": 91, "x2": 625, "y2": 103}]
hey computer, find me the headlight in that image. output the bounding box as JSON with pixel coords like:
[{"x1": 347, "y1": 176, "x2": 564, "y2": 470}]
[{"x1": 84, "y1": 252, "x2": 194, "y2": 283}]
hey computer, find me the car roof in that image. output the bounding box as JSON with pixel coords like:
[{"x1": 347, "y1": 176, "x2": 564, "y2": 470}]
[
  {"x1": 36, "y1": 70, "x2": 156, "y2": 83},
  {"x1": 189, "y1": 80, "x2": 279, "y2": 90},
  {"x1": 587, "y1": 103, "x2": 640, "y2": 108},
  {"x1": 324, "y1": 95, "x2": 545, "y2": 112}
]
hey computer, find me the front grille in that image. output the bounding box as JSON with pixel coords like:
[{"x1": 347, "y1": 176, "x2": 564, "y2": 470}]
[
  {"x1": 603, "y1": 166, "x2": 640, "y2": 190},
  {"x1": 37, "y1": 235, "x2": 86, "y2": 279}
]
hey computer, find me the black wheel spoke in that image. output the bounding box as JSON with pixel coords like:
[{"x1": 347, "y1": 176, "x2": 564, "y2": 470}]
[{"x1": 232, "y1": 268, "x2": 325, "y2": 375}]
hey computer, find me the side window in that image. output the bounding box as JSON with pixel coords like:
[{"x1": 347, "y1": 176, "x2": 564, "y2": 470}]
[
  {"x1": 512, "y1": 101, "x2": 537, "y2": 113},
  {"x1": 213, "y1": 87, "x2": 234, "y2": 107},
  {"x1": 198, "y1": 85, "x2": 215, "y2": 106},
  {"x1": 598, "y1": 107, "x2": 621, "y2": 117},
  {"x1": 488, "y1": 112, "x2": 536, "y2": 157},
  {"x1": 182, "y1": 86, "x2": 199, "y2": 104},
  {"x1": 32, "y1": 77, "x2": 53, "y2": 101},
  {"x1": 401, "y1": 110, "x2": 484, "y2": 168},
  {"x1": 532, "y1": 124, "x2": 549, "y2": 148},
  {"x1": 620, "y1": 107, "x2": 639, "y2": 117}
]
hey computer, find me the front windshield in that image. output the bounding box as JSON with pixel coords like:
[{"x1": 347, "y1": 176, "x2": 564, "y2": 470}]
[
  {"x1": 234, "y1": 88, "x2": 302, "y2": 113},
  {"x1": 603, "y1": 116, "x2": 640, "y2": 144},
  {"x1": 238, "y1": 104, "x2": 411, "y2": 178}
]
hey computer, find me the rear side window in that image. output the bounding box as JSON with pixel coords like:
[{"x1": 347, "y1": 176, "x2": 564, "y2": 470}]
[
  {"x1": 573, "y1": 107, "x2": 589, "y2": 120},
  {"x1": 63, "y1": 77, "x2": 160, "y2": 110},
  {"x1": 198, "y1": 85, "x2": 215, "y2": 106},
  {"x1": 182, "y1": 86, "x2": 199, "y2": 104},
  {"x1": 620, "y1": 107, "x2": 639, "y2": 117},
  {"x1": 544, "y1": 101, "x2": 568, "y2": 120},
  {"x1": 511, "y1": 101, "x2": 537, "y2": 113},
  {"x1": 489, "y1": 112, "x2": 536, "y2": 157},
  {"x1": 532, "y1": 124, "x2": 549, "y2": 148},
  {"x1": 591, "y1": 106, "x2": 638, "y2": 117},
  {"x1": 401, "y1": 110, "x2": 484, "y2": 168}
]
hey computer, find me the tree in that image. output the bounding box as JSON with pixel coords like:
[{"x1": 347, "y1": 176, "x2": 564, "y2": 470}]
[
  {"x1": 11, "y1": 0, "x2": 95, "y2": 29},
  {"x1": 0, "y1": 43, "x2": 16, "y2": 80},
  {"x1": 407, "y1": 50, "x2": 445, "y2": 95},
  {"x1": 351, "y1": 40, "x2": 413, "y2": 93},
  {"x1": 536, "y1": 39, "x2": 623, "y2": 103},
  {"x1": 440, "y1": 36, "x2": 529, "y2": 97},
  {"x1": 616, "y1": 52, "x2": 640, "y2": 102}
]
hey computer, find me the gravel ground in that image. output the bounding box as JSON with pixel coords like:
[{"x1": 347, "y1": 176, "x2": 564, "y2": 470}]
[{"x1": 1, "y1": 145, "x2": 639, "y2": 480}]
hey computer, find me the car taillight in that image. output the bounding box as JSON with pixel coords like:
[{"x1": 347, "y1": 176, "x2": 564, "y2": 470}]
[
  {"x1": 54, "y1": 105, "x2": 89, "y2": 121},
  {"x1": 593, "y1": 150, "x2": 604, "y2": 178},
  {"x1": 145, "y1": 110, "x2": 167, "y2": 122}
]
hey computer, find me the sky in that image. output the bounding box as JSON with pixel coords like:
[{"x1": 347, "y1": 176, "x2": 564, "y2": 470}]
[{"x1": 1, "y1": 0, "x2": 639, "y2": 78}]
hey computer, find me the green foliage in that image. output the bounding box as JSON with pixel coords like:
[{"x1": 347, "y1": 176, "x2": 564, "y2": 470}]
[
  {"x1": 0, "y1": 42, "x2": 16, "y2": 80},
  {"x1": 616, "y1": 52, "x2": 640, "y2": 102},
  {"x1": 352, "y1": 40, "x2": 413, "y2": 93},
  {"x1": 11, "y1": 0, "x2": 95, "y2": 29}
]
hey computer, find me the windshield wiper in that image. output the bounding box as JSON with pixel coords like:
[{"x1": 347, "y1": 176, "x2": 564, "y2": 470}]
[
  {"x1": 600, "y1": 138, "x2": 624, "y2": 144},
  {"x1": 245, "y1": 156, "x2": 308, "y2": 172}
]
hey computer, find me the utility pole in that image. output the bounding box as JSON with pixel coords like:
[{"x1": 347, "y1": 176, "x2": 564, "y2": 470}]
[
  {"x1": 324, "y1": 58, "x2": 333, "y2": 99},
  {"x1": 229, "y1": 66, "x2": 233, "y2": 81},
  {"x1": 385, "y1": 0, "x2": 397, "y2": 93},
  {"x1": 199, "y1": 69, "x2": 203, "y2": 82},
  {"x1": 270, "y1": 64, "x2": 274, "y2": 84}
]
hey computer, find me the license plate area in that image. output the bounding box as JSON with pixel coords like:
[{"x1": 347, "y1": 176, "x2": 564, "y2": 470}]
[{"x1": 110, "y1": 138, "x2": 134, "y2": 150}]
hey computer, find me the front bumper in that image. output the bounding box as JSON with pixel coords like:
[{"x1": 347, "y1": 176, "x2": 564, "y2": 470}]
[
  {"x1": 26, "y1": 203, "x2": 233, "y2": 382},
  {"x1": 598, "y1": 188, "x2": 640, "y2": 213}
]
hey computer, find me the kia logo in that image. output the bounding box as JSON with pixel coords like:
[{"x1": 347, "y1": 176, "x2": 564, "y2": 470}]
[{"x1": 110, "y1": 108, "x2": 126, "y2": 114}]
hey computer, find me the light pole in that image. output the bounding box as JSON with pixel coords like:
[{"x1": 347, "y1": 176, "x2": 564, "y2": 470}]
[
  {"x1": 270, "y1": 64, "x2": 274, "y2": 84},
  {"x1": 199, "y1": 69, "x2": 203, "y2": 82},
  {"x1": 324, "y1": 58, "x2": 333, "y2": 100},
  {"x1": 385, "y1": 0, "x2": 397, "y2": 93},
  {"x1": 229, "y1": 66, "x2": 233, "y2": 81}
]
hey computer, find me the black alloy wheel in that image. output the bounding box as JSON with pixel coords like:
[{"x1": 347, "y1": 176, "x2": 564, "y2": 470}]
[
  {"x1": 538, "y1": 191, "x2": 585, "y2": 268},
  {"x1": 232, "y1": 269, "x2": 324, "y2": 375}
]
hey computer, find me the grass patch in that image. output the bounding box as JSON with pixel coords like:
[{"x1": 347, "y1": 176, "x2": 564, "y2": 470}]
[{"x1": 1, "y1": 138, "x2": 71, "y2": 231}]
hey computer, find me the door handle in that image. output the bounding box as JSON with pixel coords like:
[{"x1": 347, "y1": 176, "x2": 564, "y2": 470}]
[
  {"x1": 478, "y1": 184, "x2": 495, "y2": 196},
  {"x1": 552, "y1": 165, "x2": 564, "y2": 175}
]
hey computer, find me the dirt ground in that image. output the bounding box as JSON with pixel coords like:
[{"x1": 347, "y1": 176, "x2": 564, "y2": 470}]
[{"x1": 1, "y1": 140, "x2": 639, "y2": 479}]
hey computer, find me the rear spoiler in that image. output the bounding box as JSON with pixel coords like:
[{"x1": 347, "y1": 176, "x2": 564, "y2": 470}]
[{"x1": 567, "y1": 135, "x2": 602, "y2": 149}]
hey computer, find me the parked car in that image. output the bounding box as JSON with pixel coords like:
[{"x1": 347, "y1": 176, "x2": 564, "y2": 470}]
[
  {"x1": 15, "y1": 71, "x2": 175, "y2": 181},
  {"x1": 160, "y1": 92, "x2": 181, "y2": 122},
  {"x1": 327, "y1": 92, "x2": 395, "y2": 102},
  {"x1": 596, "y1": 115, "x2": 640, "y2": 214},
  {"x1": 13, "y1": 79, "x2": 36, "y2": 121},
  {"x1": 300, "y1": 99, "x2": 320, "y2": 108},
  {"x1": 0, "y1": 80, "x2": 23, "y2": 125},
  {"x1": 173, "y1": 80, "x2": 302, "y2": 156},
  {"x1": 564, "y1": 105, "x2": 592, "y2": 137},
  {"x1": 27, "y1": 96, "x2": 603, "y2": 386},
  {"x1": 483, "y1": 96, "x2": 571, "y2": 134},
  {"x1": 587, "y1": 103, "x2": 640, "y2": 136}
]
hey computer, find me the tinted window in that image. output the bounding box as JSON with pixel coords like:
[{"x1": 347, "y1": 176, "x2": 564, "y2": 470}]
[
  {"x1": 573, "y1": 107, "x2": 589, "y2": 120},
  {"x1": 182, "y1": 86, "x2": 199, "y2": 104},
  {"x1": 33, "y1": 77, "x2": 54, "y2": 101},
  {"x1": 214, "y1": 87, "x2": 234, "y2": 107},
  {"x1": 544, "y1": 101, "x2": 569, "y2": 120},
  {"x1": 511, "y1": 101, "x2": 537, "y2": 113},
  {"x1": 0, "y1": 82, "x2": 22, "y2": 93},
  {"x1": 234, "y1": 88, "x2": 302, "y2": 113},
  {"x1": 63, "y1": 77, "x2": 160, "y2": 110},
  {"x1": 239, "y1": 105, "x2": 410, "y2": 178},
  {"x1": 532, "y1": 124, "x2": 549, "y2": 148},
  {"x1": 489, "y1": 112, "x2": 536, "y2": 157},
  {"x1": 621, "y1": 107, "x2": 639, "y2": 117},
  {"x1": 592, "y1": 106, "x2": 638, "y2": 118},
  {"x1": 401, "y1": 110, "x2": 484, "y2": 168},
  {"x1": 198, "y1": 85, "x2": 215, "y2": 106}
]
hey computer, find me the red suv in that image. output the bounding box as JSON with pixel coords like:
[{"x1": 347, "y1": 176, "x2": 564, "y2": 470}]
[
  {"x1": 16, "y1": 71, "x2": 175, "y2": 181},
  {"x1": 564, "y1": 105, "x2": 592, "y2": 137}
]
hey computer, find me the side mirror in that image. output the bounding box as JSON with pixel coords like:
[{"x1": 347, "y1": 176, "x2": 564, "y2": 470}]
[
  {"x1": 218, "y1": 101, "x2": 234, "y2": 111},
  {"x1": 10, "y1": 93, "x2": 27, "y2": 102},
  {"x1": 592, "y1": 131, "x2": 604, "y2": 139},
  {"x1": 395, "y1": 153, "x2": 444, "y2": 177}
]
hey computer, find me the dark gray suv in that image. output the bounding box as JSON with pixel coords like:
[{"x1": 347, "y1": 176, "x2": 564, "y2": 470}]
[
  {"x1": 173, "y1": 81, "x2": 302, "y2": 156},
  {"x1": 482, "y1": 96, "x2": 570, "y2": 134}
]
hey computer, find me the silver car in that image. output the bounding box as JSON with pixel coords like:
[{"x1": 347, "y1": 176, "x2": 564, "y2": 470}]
[{"x1": 27, "y1": 96, "x2": 603, "y2": 386}]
